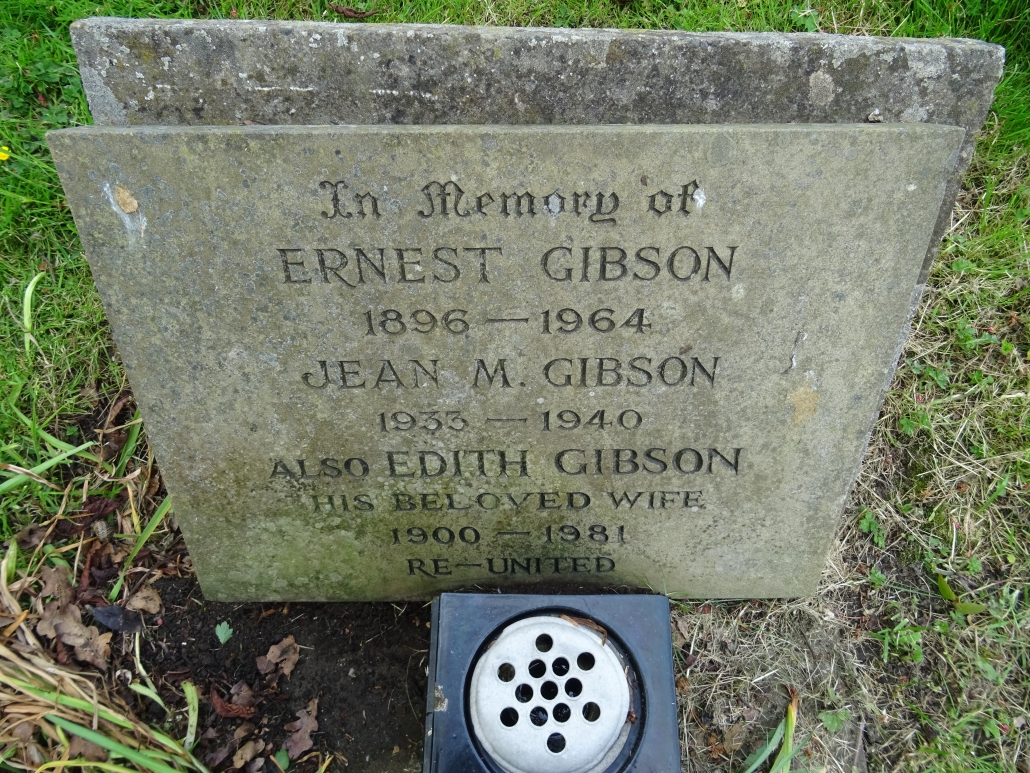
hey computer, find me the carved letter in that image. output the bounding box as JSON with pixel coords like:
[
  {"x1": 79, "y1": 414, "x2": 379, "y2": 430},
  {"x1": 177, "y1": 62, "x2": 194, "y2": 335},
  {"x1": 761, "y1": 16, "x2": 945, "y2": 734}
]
[
  {"x1": 474, "y1": 359, "x2": 512, "y2": 388},
  {"x1": 678, "y1": 180, "x2": 700, "y2": 214},
  {"x1": 703, "y1": 246, "x2": 736, "y2": 281},
  {"x1": 354, "y1": 191, "x2": 381, "y2": 219},
  {"x1": 667, "y1": 246, "x2": 701, "y2": 281},
  {"x1": 648, "y1": 190, "x2": 674, "y2": 216},
  {"x1": 418, "y1": 181, "x2": 470, "y2": 217},
  {"x1": 279, "y1": 249, "x2": 310, "y2": 284},
  {"x1": 303, "y1": 361, "x2": 330, "y2": 388},
  {"x1": 543, "y1": 359, "x2": 574, "y2": 387},
  {"x1": 319, "y1": 180, "x2": 351, "y2": 219},
  {"x1": 542, "y1": 247, "x2": 574, "y2": 281},
  {"x1": 589, "y1": 192, "x2": 619, "y2": 225},
  {"x1": 500, "y1": 192, "x2": 536, "y2": 217},
  {"x1": 315, "y1": 248, "x2": 358, "y2": 287}
]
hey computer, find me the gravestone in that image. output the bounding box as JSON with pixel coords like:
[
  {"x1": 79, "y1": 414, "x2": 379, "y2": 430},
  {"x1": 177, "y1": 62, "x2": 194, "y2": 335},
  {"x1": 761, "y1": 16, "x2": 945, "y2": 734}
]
[{"x1": 50, "y1": 20, "x2": 1003, "y2": 601}]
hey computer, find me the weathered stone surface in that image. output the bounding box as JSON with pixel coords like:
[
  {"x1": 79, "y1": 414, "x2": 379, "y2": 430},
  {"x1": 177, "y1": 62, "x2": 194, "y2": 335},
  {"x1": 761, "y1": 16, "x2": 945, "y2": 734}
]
[
  {"x1": 48, "y1": 123, "x2": 962, "y2": 600},
  {"x1": 70, "y1": 19, "x2": 1003, "y2": 281}
]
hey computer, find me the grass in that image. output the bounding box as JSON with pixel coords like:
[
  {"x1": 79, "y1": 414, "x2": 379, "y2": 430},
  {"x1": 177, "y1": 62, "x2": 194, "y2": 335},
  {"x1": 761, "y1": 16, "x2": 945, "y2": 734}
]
[{"x1": 1, "y1": 0, "x2": 1028, "y2": 770}]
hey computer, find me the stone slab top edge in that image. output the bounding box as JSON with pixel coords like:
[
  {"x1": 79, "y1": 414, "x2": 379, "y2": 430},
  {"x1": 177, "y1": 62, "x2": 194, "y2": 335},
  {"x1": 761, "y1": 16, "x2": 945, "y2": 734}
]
[
  {"x1": 48, "y1": 121, "x2": 966, "y2": 138},
  {"x1": 71, "y1": 16, "x2": 1002, "y2": 47},
  {"x1": 70, "y1": 17, "x2": 1005, "y2": 133}
]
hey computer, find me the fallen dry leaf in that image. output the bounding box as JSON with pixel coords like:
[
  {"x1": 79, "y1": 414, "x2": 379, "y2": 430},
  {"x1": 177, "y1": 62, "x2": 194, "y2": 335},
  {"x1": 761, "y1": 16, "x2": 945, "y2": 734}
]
[
  {"x1": 676, "y1": 618, "x2": 691, "y2": 641},
  {"x1": 39, "y1": 566, "x2": 73, "y2": 606},
  {"x1": 107, "y1": 543, "x2": 130, "y2": 564},
  {"x1": 233, "y1": 722, "x2": 256, "y2": 741},
  {"x1": 205, "y1": 738, "x2": 239, "y2": 768},
  {"x1": 327, "y1": 3, "x2": 377, "y2": 17},
  {"x1": 126, "y1": 586, "x2": 163, "y2": 614},
  {"x1": 284, "y1": 699, "x2": 318, "y2": 759},
  {"x1": 68, "y1": 736, "x2": 109, "y2": 762},
  {"x1": 11, "y1": 721, "x2": 34, "y2": 742},
  {"x1": 15, "y1": 523, "x2": 48, "y2": 550},
  {"x1": 114, "y1": 185, "x2": 138, "y2": 213},
  {"x1": 723, "y1": 721, "x2": 747, "y2": 753},
  {"x1": 211, "y1": 687, "x2": 257, "y2": 719},
  {"x1": 255, "y1": 655, "x2": 274, "y2": 675},
  {"x1": 232, "y1": 739, "x2": 263, "y2": 769},
  {"x1": 64, "y1": 625, "x2": 113, "y2": 670},
  {"x1": 245, "y1": 757, "x2": 265, "y2": 773},
  {"x1": 257, "y1": 635, "x2": 300, "y2": 679},
  {"x1": 230, "y1": 680, "x2": 258, "y2": 708},
  {"x1": 36, "y1": 600, "x2": 71, "y2": 639}
]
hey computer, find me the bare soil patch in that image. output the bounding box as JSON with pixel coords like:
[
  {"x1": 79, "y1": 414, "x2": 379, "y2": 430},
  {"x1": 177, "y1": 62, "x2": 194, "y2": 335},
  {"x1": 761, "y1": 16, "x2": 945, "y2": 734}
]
[{"x1": 132, "y1": 576, "x2": 431, "y2": 773}]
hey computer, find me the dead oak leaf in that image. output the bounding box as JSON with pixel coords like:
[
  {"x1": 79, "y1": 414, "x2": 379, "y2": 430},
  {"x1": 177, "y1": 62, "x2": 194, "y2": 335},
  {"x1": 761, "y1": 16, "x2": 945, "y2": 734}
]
[
  {"x1": 284, "y1": 699, "x2": 318, "y2": 759},
  {"x1": 15, "y1": 523, "x2": 48, "y2": 550},
  {"x1": 39, "y1": 565, "x2": 73, "y2": 606},
  {"x1": 38, "y1": 599, "x2": 113, "y2": 668},
  {"x1": 676, "y1": 618, "x2": 691, "y2": 641},
  {"x1": 233, "y1": 739, "x2": 263, "y2": 769},
  {"x1": 255, "y1": 655, "x2": 274, "y2": 675},
  {"x1": 63, "y1": 624, "x2": 112, "y2": 670},
  {"x1": 36, "y1": 599, "x2": 79, "y2": 639},
  {"x1": 11, "y1": 720, "x2": 35, "y2": 742},
  {"x1": 257, "y1": 635, "x2": 300, "y2": 679},
  {"x1": 126, "y1": 586, "x2": 162, "y2": 615},
  {"x1": 211, "y1": 687, "x2": 257, "y2": 719}
]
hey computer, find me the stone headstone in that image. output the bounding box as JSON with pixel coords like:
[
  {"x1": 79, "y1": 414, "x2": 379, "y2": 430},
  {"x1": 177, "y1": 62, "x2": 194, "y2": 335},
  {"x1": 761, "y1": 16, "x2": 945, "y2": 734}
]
[{"x1": 51, "y1": 121, "x2": 964, "y2": 599}]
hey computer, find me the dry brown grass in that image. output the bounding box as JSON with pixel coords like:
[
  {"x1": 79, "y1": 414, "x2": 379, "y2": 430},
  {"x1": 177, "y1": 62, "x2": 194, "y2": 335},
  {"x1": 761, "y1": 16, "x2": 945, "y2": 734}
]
[
  {"x1": 672, "y1": 119, "x2": 1029, "y2": 772},
  {"x1": 0, "y1": 545, "x2": 205, "y2": 773}
]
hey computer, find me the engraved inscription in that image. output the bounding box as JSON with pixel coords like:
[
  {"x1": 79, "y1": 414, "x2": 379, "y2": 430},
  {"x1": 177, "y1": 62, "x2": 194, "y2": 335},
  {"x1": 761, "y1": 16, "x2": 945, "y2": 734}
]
[{"x1": 274, "y1": 168, "x2": 742, "y2": 588}]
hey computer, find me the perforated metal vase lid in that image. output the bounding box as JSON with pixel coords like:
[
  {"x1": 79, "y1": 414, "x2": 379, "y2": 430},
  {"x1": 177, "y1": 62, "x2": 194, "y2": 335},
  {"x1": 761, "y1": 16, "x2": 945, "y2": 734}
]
[{"x1": 469, "y1": 616, "x2": 632, "y2": 773}]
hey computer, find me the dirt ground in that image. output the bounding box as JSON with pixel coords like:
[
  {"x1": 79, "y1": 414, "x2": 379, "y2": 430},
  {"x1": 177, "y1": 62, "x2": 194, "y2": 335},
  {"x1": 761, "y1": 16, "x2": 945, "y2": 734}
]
[{"x1": 131, "y1": 575, "x2": 431, "y2": 773}]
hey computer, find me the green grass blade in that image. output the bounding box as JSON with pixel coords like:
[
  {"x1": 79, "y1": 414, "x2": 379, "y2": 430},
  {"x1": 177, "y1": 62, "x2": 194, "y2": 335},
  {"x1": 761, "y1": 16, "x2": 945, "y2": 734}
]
[
  {"x1": 114, "y1": 410, "x2": 142, "y2": 477},
  {"x1": 108, "y1": 496, "x2": 173, "y2": 601},
  {"x1": 46, "y1": 715, "x2": 185, "y2": 773},
  {"x1": 35, "y1": 761, "x2": 151, "y2": 773},
  {"x1": 768, "y1": 731, "x2": 815, "y2": 773},
  {"x1": 182, "y1": 682, "x2": 199, "y2": 751},
  {"x1": 22, "y1": 272, "x2": 45, "y2": 355},
  {"x1": 0, "y1": 440, "x2": 95, "y2": 496},
  {"x1": 736, "y1": 719, "x2": 785, "y2": 773},
  {"x1": 937, "y1": 574, "x2": 957, "y2": 601},
  {"x1": 129, "y1": 682, "x2": 168, "y2": 711}
]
